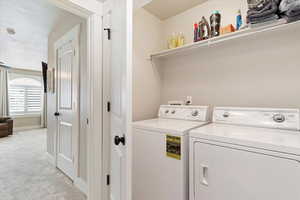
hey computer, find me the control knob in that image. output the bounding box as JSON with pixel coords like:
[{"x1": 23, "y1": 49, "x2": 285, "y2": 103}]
[
  {"x1": 191, "y1": 110, "x2": 199, "y2": 117},
  {"x1": 273, "y1": 114, "x2": 285, "y2": 123},
  {"x1": 223, "y1": 112, "x2": 230, "y2": 118}
]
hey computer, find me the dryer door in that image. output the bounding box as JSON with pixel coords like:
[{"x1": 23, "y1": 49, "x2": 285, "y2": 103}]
[{"x1": 193, "y1": 141, "x2": 300, "y2": 200}]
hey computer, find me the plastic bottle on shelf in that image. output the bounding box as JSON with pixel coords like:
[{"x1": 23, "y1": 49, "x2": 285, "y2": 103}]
[
  {"x1": 167, "y1": 36, "x2": 173, "y2": 49},
  {"x1": 175, "y1": 33, "x2": 180, "y2": 47},
  {"x1": 178, "y1": 32, "x2": 185, "y2": 47},
  {"x1": 199, "y1": 16, "x2": 211, "y2": 40},
  {"x1": 194, "y1": 23, "x2": 199, "y2": 42},
  {"x1": 236, "y1": 9, "x2": 243, "y2": 30},
  {"x1": 210, "y1": 10, "x2": 221, "y2": 37},
  {"x1": 171, "y1": 33, "x2": 177, "y2": 48}
]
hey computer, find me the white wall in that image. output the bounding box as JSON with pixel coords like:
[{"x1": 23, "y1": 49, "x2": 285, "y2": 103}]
[
  {"x1": 133, "y1": 0, "x2": 300, "y2": 121},
  {"x1": 160, "y1": 30, "x2": 300, "y2": 118},
  {"x1": 133, "y1": 8, "x2": 164, "y2": 121},
  {"x1": 47, "y1": 11, "x2": 88, "y2": 181},
  {"x1": 13, "y1": 116, "x2": 41, "y2": 131}
]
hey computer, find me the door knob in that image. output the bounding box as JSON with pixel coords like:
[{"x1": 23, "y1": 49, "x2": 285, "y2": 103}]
[
  {"x1": 54, "y1": 112, "x2": 60, "y2": 116},
  {"x1": 114, "y1": 135, "x2": 125, "y2": 146}
]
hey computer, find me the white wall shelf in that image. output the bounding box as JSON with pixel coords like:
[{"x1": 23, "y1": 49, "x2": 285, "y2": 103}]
[{"x1": 150, "y1": 20, "x2": 300, "y2": 59}]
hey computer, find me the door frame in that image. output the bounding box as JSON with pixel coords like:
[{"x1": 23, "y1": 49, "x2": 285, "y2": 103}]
[
  {"x1": 54, "y1": 24, "x2": 80, "y2": 180},
  {"x1": 49, "y1": 0, "x2": 133, "y2": 200},
  {"x1": 126, "y1": 1, "x2": 133, "y2": 200},
  {"x1": 48, "y1": 1, "x2": 104, "y2": 200}
]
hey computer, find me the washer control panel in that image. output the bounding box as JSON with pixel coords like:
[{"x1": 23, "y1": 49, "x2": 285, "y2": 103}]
[
  {"x1": 213, "y1": 107, "x2": 300, "y2": 131},
  {"x1": 159, "y1": 105, "x2": 209, "y2": 121}
]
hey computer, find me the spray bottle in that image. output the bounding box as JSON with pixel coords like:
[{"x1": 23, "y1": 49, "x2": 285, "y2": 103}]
[
  {"x1": 194, "y1": 23, "x2": 199, "y2": 42},
  {"x1": 236, "y1": 9, "x2": 243, "y2": 30}
]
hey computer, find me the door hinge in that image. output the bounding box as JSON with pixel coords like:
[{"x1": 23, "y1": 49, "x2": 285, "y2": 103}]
[
  {"x1": 104, "y1": 28, "x2": 111, "y2": 40},
  {"x1": 107, "y1": 101, "x2": 111, "y2": 112},
  {"x1": 106, "y1": 174, "x2": 110, "y2": 185}
]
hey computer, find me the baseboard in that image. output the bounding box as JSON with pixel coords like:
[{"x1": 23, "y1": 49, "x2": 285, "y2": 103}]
[
  {"x1": 46, "y1": 154, "x2": 88, "y2": 195},
  {"x1": 74, "y1": 178, "x2": 88, "y2": 195},
  {"x1": 45, "y1": 152, "x2": 55, "y2": 166},
  {"x1": 14, "y1": 125, "x2": 42, "y2": 132}
]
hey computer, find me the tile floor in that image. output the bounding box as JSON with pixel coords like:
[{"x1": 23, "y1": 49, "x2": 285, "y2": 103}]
[{"x1": 0, "y1": 129, "x2": 86, "y2": 200}]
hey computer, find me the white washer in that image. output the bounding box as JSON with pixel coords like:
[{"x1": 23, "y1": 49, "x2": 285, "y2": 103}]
[
  {"x1": 190, "y1": 107, "x2": 300, "y2": 200},
  {"x1": 132, "y1": 105, "x2": 209, "y2": 200}
]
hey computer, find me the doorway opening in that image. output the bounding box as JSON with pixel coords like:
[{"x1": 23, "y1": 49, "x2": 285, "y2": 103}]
[{"x1": 0, "y1": 0, "x2": 102, "y2": 199}]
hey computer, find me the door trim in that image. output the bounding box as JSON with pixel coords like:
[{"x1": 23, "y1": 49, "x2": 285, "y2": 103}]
[
  {"x1": 48, "y1": 1, "x2": 103, "y2": 200},
  {"x1": 125, "y1": 1, "x2": 133, "y2": 200}
]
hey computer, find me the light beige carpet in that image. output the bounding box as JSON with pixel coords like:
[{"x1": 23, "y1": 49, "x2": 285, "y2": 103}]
[{"x1": 0, "y1": 129, "x2": 86, "y2": 200}]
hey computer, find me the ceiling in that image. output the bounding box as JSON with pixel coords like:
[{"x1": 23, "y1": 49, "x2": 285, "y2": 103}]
[
  {"x1": 0, "y1": 0, "x2": 65, "y2": 44},
  {"x1": 0, "y1": 0, "x2": 70, "y2": 70},
  {"x1": 143, "y1": 0, "x2": 208, "y2": 20}
]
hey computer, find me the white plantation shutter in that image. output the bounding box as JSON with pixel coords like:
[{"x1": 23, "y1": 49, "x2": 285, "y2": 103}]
[
  {"x1": 8, "y1": 75, "x2": 42, "y2": 116},
  {"x1": 9, "y1": 86, "x2": 25, "y2": 113},
  {"x1": 26, "y1": 87, "x2": 41, "y2": 112}
]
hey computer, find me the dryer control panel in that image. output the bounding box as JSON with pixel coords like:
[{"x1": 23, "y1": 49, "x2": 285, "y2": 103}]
[
  {"x1": 213, "y1": 107, "x2": 300, "y2": 131},
  {"x1": 159, "y1": 105, "x2": 209, "y2": 121}
]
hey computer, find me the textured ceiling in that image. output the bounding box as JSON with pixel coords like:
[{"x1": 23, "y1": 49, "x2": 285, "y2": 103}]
[
  {"x1": 0, "y1": 0, "x2": 69, "y2": 70},
  {"x1": 143, "y1": 0, "x2": 208, "y2": 20},
  {"x1": 0, "y1": 0, "x2": 65, "y2": 48}
]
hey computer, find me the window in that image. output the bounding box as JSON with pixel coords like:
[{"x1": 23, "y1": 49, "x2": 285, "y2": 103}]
[{"x1": 8, "y1": 76, "x2": 42, "y2": 116}]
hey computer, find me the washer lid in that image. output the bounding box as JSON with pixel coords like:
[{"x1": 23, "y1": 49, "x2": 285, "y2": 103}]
[
  {"x1": 132, "y1": 118, "x2": 209, "y2": 136},
  {"x1": 190, "y1": 123, "x2": 300, "y2": 156}
]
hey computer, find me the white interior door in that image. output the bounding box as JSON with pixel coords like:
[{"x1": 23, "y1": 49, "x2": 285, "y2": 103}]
[
  {"x1": 55, "y1": 25, "x2": 80, "y2": 180},
  {"x1": 109, "y1": 0, "x2": 132, "y2": 200},
  {"x1": 103, "y1": 11, "x2": 112, "y2": 200}
]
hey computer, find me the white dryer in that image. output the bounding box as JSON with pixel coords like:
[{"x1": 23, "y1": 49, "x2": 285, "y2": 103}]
[
  {"x1": 189, "y1": 107, "x2": 300, "y2": 200},
  {"x1": 132, "y1": 105, "x2": 209, "y2": 200}
]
